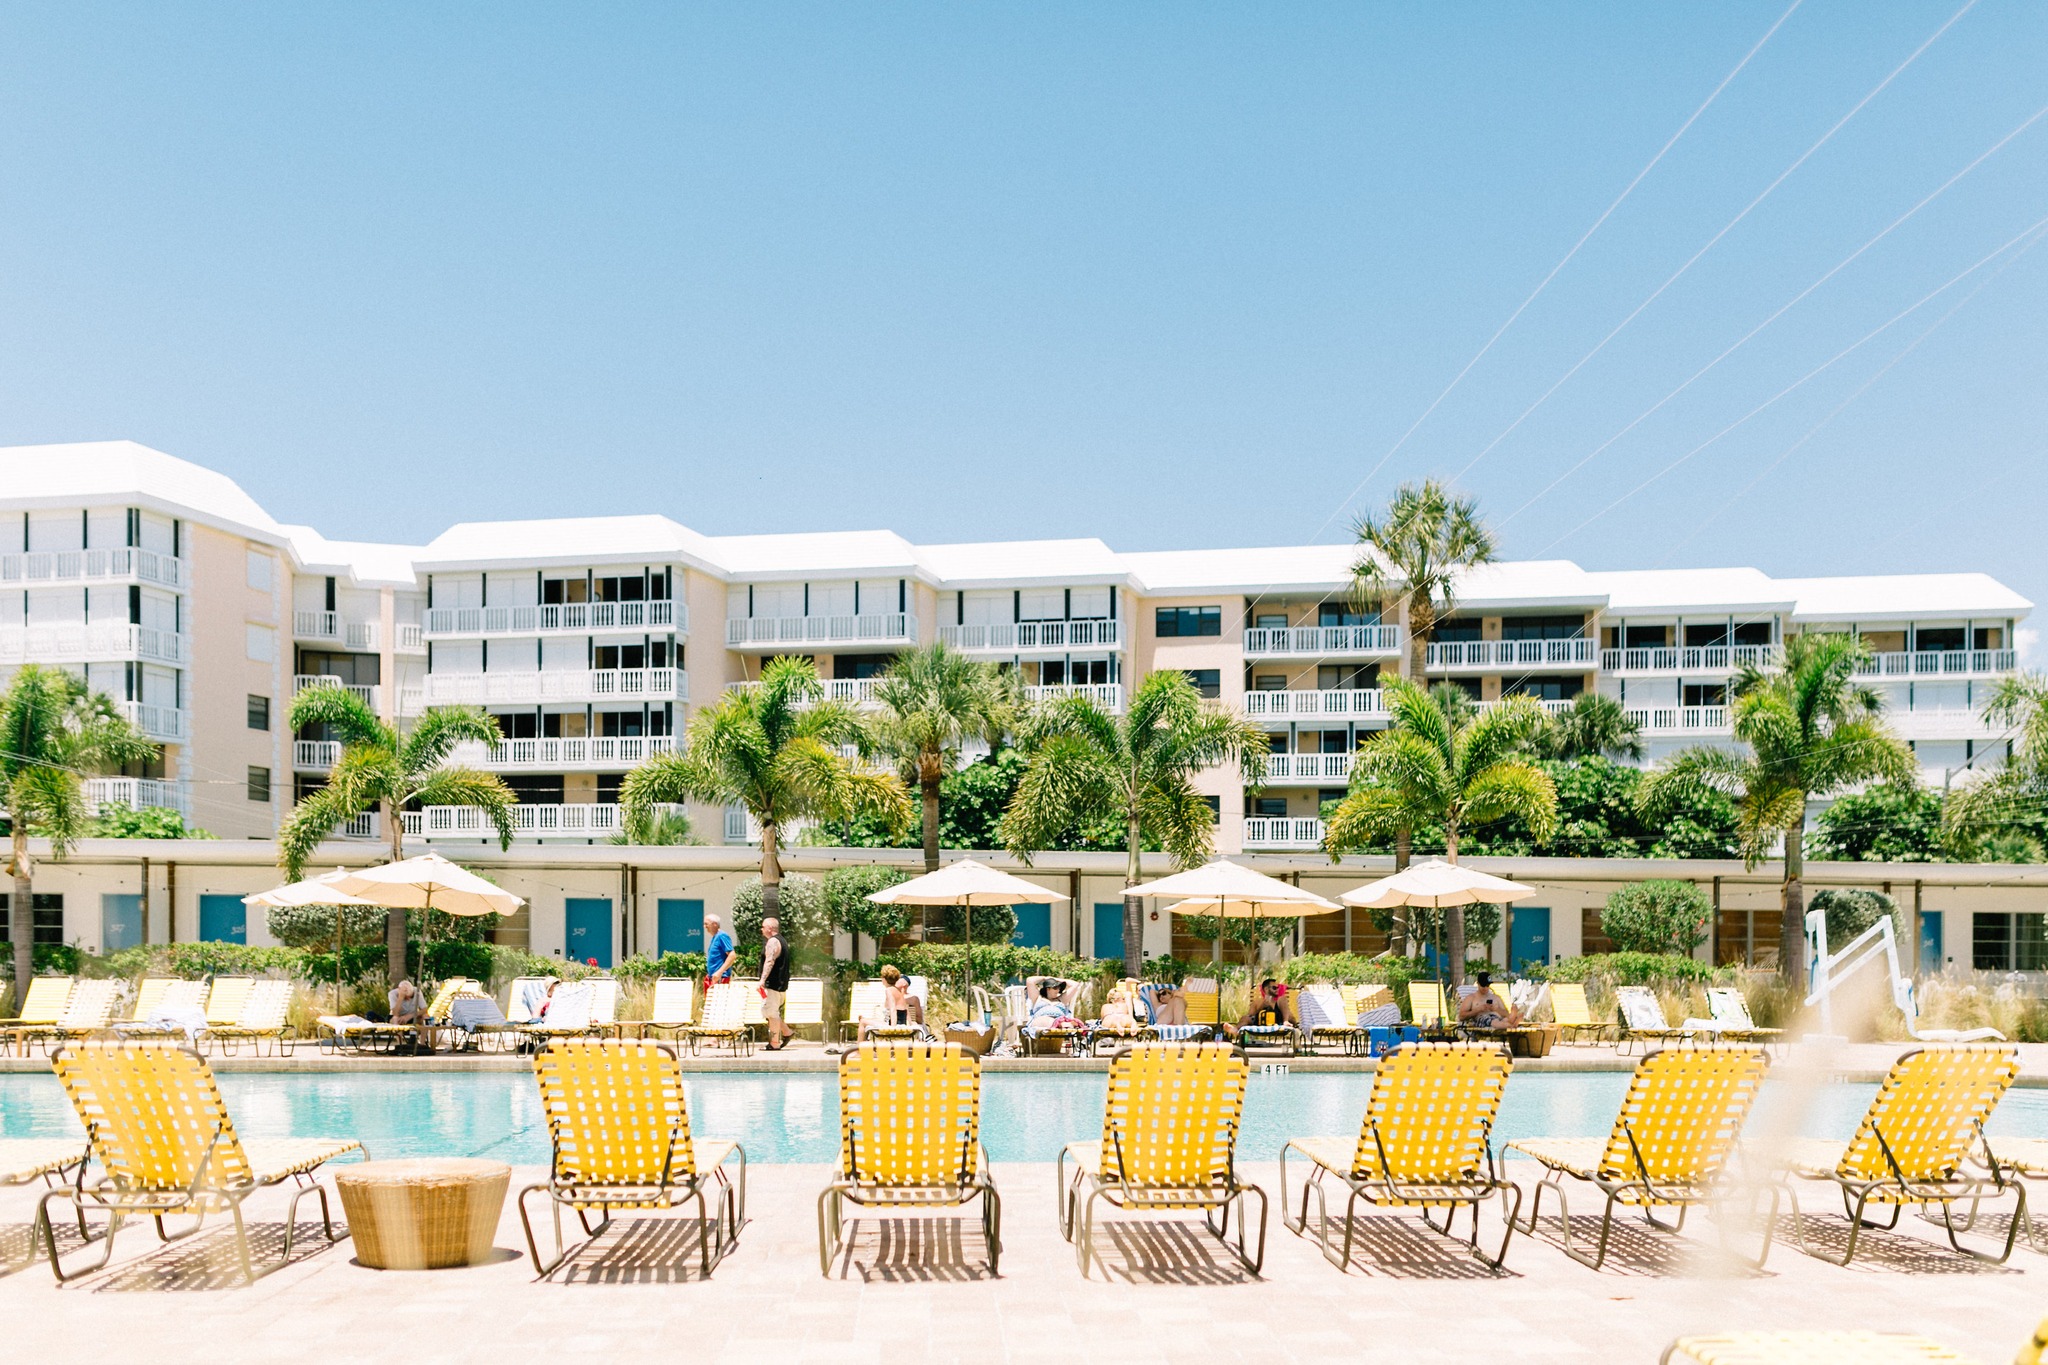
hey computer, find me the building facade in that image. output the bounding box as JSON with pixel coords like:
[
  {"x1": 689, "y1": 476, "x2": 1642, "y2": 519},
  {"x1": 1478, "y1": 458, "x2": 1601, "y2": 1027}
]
[{"x1": 0, "y1": 442, "x2": 2030, "y2": 867}]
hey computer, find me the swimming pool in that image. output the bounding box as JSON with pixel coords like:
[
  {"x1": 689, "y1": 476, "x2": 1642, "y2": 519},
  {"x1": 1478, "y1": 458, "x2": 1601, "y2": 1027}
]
[{"x1": 7, "y1": 1070, "x2": 2048, "y2": 1164}]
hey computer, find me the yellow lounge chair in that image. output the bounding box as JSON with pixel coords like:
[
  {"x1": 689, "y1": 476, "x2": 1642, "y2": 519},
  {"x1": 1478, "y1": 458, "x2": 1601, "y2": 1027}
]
[
  {"x1": 1509, "y1": 1043, "x2": 1772, "y2": 1269},
  {"x1": 0, "y1": 977, "x2": 74, "y2": 1055},
  {"x1": 1058, "y1": 1041, "x2": 1266, "y2": 1277},
  {"x1": 818, "y1": 1041, "x2": 999, "y2": 1276},
  {"x1": 1282, "y1": 1041, "x2": 1520, "y2": 1270},
  {"x1": 111, "y1": 979, "x2": 206, "y2": 1041},
  {"x1": 32, "y1": 979, "x2": 126, "y2": 1049},
  {"x1": 203, "y1": 975, "x2": 255, "y2": 1028},
  {"x1": 37, "y1": 1041, "x2": 363, "y2": 1283},
  {"x1": 683, "y1": 981, "x2": 754, "y2": 1056},
  {"x1": 634, "y1": 976, "x2": 697, "y2": 1039},
  {"x1": 200, "y1": 978, "x2": 297, "y2": 1056},
  {"x1": 1407, "y1": 980, "x2": 1450, "y2": 1030},
  {"x1": 1706, "y1": 987, "x2": 1786, "y2": 1050},
  {"x1": 519, "y1": 1038, "x2": 746, "y2": 1276},
  {"x1": 1547, "y1": 981, "x2": 1610, "y2": 1045},
  {"x1": 1770, "y1": 1043, "x2": 2024, "y2": 1265},
  {"x1": 838, "y1": 980, "x2": 884, "y2": 1042},
  {"x1": 1987, "y1": 1135, "x2": 2048, "y2": 1252},
  {"x1": 1614, "y1": 986, "x2": 1700, "y2": 1056},
  {"x1": 1181, "y1": 977, "x2": 1221, "y2": 1035}
]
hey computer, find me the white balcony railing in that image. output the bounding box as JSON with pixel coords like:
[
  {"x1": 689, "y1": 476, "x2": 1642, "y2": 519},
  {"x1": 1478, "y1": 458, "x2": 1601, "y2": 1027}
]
[
  {"x1": 1263, "y1": 753, "x2": 1353, "y2": 783},
  {"x1": 407, "y1": 668, "x2": 686, "y2": 710},
  {"x1": 1624, "y1": 705, "x2": 1730, "y2": 735},
  {"x1": 394, "y1": 622, "x2": 425, "y2": 653},
  {"x1": 1242, "y1": 625, "x2": 1400, "y2": 657},
  {"x1": 448, "y1": 735, "x2": 679, "y2": 770},
  {"x1": 1023, "y1": 683, "x2": 1126, "y2": 711},
  {"x1": 0, "y1": 547, "x2": 183, "y2": 589},
  {"x1": 422, "y1": 600, "x2": 687, "y2": 638},
  {"x1": 119, "y1": 701, "x2": 186, "y2": 742},
  {"x1": 1892, "y1": 708, "x2": 2006, "y2": 740},
  {"x1": 0, "y1": 622, "x2": 185, "y2": 664},
  {"x1": 1242, "y1": 688, "x2": 1387, "y2": 722},
  {"x1": 725, "y1": 614, "x2": 917, "y2": 648},
  {"x1": 727, "y1": 677, "x2": 883, "y2": 709},
  {"x1": 1482, "y1": 696, "x2": 1575, "y2": 717},
  {"x1": 937, "y1": 619, "x2": 1123, "y2": 652},
  {"x1": 292, "y1": 675, "x2": 381, "y2": 711},
  {"x1": 1857, "y1": 649, "x2": 2017, "y2": 677},
  {"x1": 293, "y1": 611, "x2": 379, "y2": 649},
  {"x1": 723, "y1": 806, "x2": 815, "y2": 845},
  {"x1": 1241, "y1": 817, "x2": 1326, "y2": 849},
  {"x1": 293, "y1": 740, "x2": 342, "y2": 770},
  {"x1": 1428, "y1": 637, "x2": 1597, "y2": 670},
  {"x1": 83, "y1": 777, "x2": 189, "y2": 820},
  {"x1": 1601, "y1": 644, "x2": 1779, "y2": 674},
  {"x1": 414, "y1": 803, "x2": 630, "y2": 840}
]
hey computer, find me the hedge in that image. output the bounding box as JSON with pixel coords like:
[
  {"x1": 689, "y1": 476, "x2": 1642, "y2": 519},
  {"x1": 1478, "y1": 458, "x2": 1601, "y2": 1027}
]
[{"x1": 1532, "y1": 952, "x2": 1731, "y2": 986}]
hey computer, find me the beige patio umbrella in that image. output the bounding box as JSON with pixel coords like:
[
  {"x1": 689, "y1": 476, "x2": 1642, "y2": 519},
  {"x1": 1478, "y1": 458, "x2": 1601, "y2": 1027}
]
[
  {"x1": 866, "y1": 858, "x2": 1069, "y2": 1005},
  {"x1": 243, "y1": 869, "x2": 387, "y2": 1007},
  {"x1": 329, "y1": 852, "x2": 525, "y2": 985},
  {"x1": 1341, "y1": 858, "x2": 1536, "y2": 983},
  {"x1": 1131, "y1": 859, "x2": 1341, "y2": 963}
]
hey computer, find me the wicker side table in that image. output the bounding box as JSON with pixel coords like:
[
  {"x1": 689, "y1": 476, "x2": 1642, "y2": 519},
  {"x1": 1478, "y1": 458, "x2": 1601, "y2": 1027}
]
[{"x1": 334, "y1": 1158, "x2": 511, "y2": 1269}]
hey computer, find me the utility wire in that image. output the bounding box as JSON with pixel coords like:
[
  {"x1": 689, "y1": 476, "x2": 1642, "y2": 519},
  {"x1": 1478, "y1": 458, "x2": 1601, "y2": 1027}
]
[
  {"x1": 1314, "y1": 0, "x2": 1806, "y2": 537},
  {"x1": 1450, "y1": 0, "x2": 1980, "y2": 486}
]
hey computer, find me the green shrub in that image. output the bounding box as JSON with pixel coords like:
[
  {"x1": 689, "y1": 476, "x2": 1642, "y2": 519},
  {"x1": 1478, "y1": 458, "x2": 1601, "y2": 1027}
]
[
  {"x1": 868, "y1": 943, "x2": 1095, "y2": 990},
  {"x1": 614, "y1": 951, "x2": 708, "y2": 986},
  {"x1": 263, "y1": 904, "x2": 391, "y2": 949},
  {"x1": 731, "y1": 874, "x2": 831, "y2": 949},
  {"x1": 1356, "y1": 902, "x2": 1503, "y2": 952},
  {"x1": 1179, "y1": 912, "x2": 1301, "y2": 956},
  {"x1": 823, "y1": 865, "x2": 911, "y2": 955},
  {"x1": 941, "y1": 902, "x2": 1017, "y2": 946},
  {"x1": 87, "y1": 806, "x2": 215, "y2": 839},
  {"x1": 1536, "y1": 952, "x2": 1727, "y2": 986},
  {"x1": 1600, "y1": 880, "x2": 1712, "y2": 955}
]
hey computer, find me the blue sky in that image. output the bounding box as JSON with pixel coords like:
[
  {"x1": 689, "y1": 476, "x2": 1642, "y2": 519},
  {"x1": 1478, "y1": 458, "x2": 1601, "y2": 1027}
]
[{"x1": 0, "y1": 3, "x2": 2042, "y2": 627}]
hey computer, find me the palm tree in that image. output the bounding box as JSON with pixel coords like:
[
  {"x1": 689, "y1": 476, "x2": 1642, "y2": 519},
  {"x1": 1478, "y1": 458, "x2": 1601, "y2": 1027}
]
[
  {"x1": 277, "y1": 684, "x2": 516, "y2": 983},
  {"x1": 1349, "y1": 478, "x2": 1497, "y2": 869},
  {"x1": 1541, "y1": 692, "x2": 1645, "y2": 762},
  {"x1": 0, "y1": 666, "x2": 157, "y2": 1001},
  {"x1": 1944, "y1": 671, "x2": 2048, "y2": 856},
  {"x1": 999, "y1": 670, "x2": 1270, "y2": 977},
  {"x1": 1638, "y1": 633, "x2": 1914, "y2": 993},
  {"x1": 1322, "y1": 679, "x2": 1558, "y2": 983},
  {"x1": 622, "y1": 655, "x2": 911, "y2": 923},
  {"x1": 871, "y1": 642, "x2": 1014, "y2": 872}
]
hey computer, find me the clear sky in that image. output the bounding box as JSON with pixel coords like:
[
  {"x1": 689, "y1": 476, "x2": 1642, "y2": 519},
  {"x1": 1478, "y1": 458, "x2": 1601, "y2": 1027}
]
[{"x1": 0, "y1": 4, "x2": 2042, "y2": 631}]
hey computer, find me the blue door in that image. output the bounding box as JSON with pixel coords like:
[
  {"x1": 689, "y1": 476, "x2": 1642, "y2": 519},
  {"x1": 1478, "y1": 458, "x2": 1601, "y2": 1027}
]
[
  {"x1": 1093, "y1": 903, "x2": 1125, "y2": 962},
  {"x1": 198, "y1": 894, "x2": 245, "y2": 945},
  {"x1": 657, "y1": 899, "x2": 704, "y2": 957},
  {"x1": 1012, "y1": 903, "x2": 1052, "y2": 948},
  {"x1": 102, "y1": 894, "x2": 144, "y2": 953},
  {"x1": 565, "y1": 898, "x2": 613, "y2": 968},
  {"x1": 1509, "y1": 906, "x2": 1551, "y2": 971},
  {"x1": 1919, "y1": 910, "x2": 1944, "y2": 973}
]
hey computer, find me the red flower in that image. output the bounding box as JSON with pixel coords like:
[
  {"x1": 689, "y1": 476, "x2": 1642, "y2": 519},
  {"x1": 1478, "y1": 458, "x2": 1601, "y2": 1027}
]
[{"x1": 586, "y1": 957, "x2": 598, "y2": 967}]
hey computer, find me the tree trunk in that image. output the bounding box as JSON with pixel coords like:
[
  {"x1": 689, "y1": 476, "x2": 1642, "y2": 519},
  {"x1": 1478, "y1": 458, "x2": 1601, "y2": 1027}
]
[
  {"x1": 1393, "y1": 827, "x2": 1413, "y2": 954},
  {"x1": 1781, "y1": 808, "x2": 1807, "y2": 995},
  {"x1": 761, "y1": 821, "x2": 782, "y2": 928},
  {"x1": 921, "y1": 763, "x2": 942, "y2": 873},
  {"x1": 1123, "y1": 812, "x2": 1144, "y2": 978},
  {"x1": 385, "y1": 796, "x2": 406, "y2": 986},
  {"x1": 1444, "y1": 821, "x2": 1466, "y2": 986},
  {"x1": 1407, "y1": 598, "x2": 1434, "y2": 684},
  {"x1": 11, "y1": 816, "x2": 32, "y2": 1007}
]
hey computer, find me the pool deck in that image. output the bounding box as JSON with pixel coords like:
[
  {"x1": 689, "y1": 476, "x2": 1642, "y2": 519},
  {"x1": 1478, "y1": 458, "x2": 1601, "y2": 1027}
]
[
  {"x1": 9, "y1": 1037, "x2": 2048, "y2": 1083},
  {"x1": 0, "y1": 1154, "x2": 2040, "y2": 1364}
]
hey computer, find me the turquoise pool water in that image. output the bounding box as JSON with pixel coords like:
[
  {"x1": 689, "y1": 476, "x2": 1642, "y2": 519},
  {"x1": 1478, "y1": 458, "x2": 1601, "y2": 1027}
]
[{"x1": 5, "y1": 1072, "x2": 2046, "y2": 1164}]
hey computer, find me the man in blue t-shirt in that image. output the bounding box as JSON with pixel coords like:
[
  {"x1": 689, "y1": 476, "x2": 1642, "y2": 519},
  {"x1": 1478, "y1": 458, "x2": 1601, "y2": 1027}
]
[{"x1": 705, "y1": 913, "x2": 736, "y2": 984}]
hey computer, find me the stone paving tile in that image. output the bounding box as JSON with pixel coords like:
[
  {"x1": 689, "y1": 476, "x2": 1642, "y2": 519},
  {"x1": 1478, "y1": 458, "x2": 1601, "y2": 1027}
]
[{"x1": 0, "y1": 1160, "x2": 2041, "y2": 1363}]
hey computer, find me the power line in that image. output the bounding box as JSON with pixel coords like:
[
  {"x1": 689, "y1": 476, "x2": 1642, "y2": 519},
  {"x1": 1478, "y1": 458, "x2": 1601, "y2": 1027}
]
[
  {"x1": 1449, "y1": 0, "x2": 1980, "y2": 487},
  {"x1": 1313, "y1": 0, "x2": 1806, "y2": 537}
]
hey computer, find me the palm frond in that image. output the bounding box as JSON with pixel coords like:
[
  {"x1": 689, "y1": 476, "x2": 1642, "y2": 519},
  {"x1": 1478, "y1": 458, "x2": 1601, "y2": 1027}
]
[
  {"x1": 277, "y1": 784, "x2": 366, "y2": 880},
  {"x1": 999, "y1": 731, "x2": 1121, "y2": 861},
  {"x1": 1459, "y1": 760, "x2": 1559, "y2": 844},
  {"x1": 409, "y1": 768, "x2": 518, "y2": 849},
  {"x1": 286, "y1": 683, "x2": 391, "y2": 748},
  {"x1": 398, "y1": 706, "x2": 503, "y2": 774}
]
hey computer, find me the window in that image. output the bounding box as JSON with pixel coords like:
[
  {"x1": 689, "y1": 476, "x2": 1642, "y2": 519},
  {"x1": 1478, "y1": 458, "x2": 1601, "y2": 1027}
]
[
  {"x1": 1916, "y1": 626, "x2": 1967, "y2": 653},
  {"x1": 1253, "y1": 613, "x2": 1287, "y2": 629},
  {"x1": 1976, "y1": 626, "x2": 2005, "y2": 650},
  {"x1": 1500, "y1": 614, "x2": 1584, "y2": 641},
  {"x1": 833, "y1": 653, "x2": 893, "y2": 680},
  {"x1": 593, "y1": 574, "x2": 648, "y2": 603},
  {"x1": 0, "y1": 894, "x2": 65, "y2": 945},
  {"x1": 297, "y1": 651, "x2": 379, "y2": 685},
  {"x1": 245, "y1": 551, "x2": 272, "y2": 591},
  {"x1": 1974, "y1": 912, "x2": 2048, "y2": 971},
  {"x1": 1319, "y1": 663, "x2": 1377, "y2": 690},
  {"x1": 1201, "y1": 795, "x2": 1220, "y2": 823},
  {"x1": 1684, "y1": 623, "x2": 1729, "y2": 648},
  {"x1": 1431, "y1": 617, "x2": 1483, "y2": 642},
  {"x1": 1506, "y1": 677, "x2": 1583, "y2": 702},
  {"x1": 1624, "y1": 624, "x2": 1668, "y2": 649},
  {"x1": 1318, "y1": 603, "x2": 1380, "y2": 627},
  {"x1": 246, "y1": 694, "x2": 270, "y2": 731},
  {"x1": 1155, "y1": 606, "x2": 1220, "y2": 637},
  {"x1": 1733, "y1": 621, "x2": 1773, "y2": 646},
  {"x1": 245, "y1": 624, "x2": 276, "y2": 663},
  {"x1": 1252, "y1": 674, "x2": 1286, "y2": 691},
  {"x1": 1682, "y1": 683, "x2": 1727, "y2": 707},
  {"x1": 1181, "y1": 669, "x2": 1221, "y2": 699},
  {"x1": 1252, "y1": 797, "x2": 1288, "y2": 817},
  {"x1": 246, "y1": 766, "x2": 271, "y2": 803}
]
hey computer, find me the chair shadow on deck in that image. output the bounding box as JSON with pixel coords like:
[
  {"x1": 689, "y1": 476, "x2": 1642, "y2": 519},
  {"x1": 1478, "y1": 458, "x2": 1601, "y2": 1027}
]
[
  {"x1": 827, "y1": 1215, "x2": 997, "y2": 1283},
  {"x1": 1086, "y1": 1219, "x2": 1261, "y2": 1286},
  {"x1": 548, "y1": 1216, "x2": 723, "y2": 1285},
  {"x1": 1773, "y1": 1211, "x2": 2026, "y2": 1276},
  {"x1": 1515, "y1": 1212, "x2": 1770, "y2": 1280},
  {"x1": 1305, "y1": 1214, "x2": 1523, "y2": 1280},
  {"x1": 0, "y1": 1219, "x2": 91, "y2": 1275},
  {"x1": 87, "y1": 1218, "x2": 351, "y2": 1292}
]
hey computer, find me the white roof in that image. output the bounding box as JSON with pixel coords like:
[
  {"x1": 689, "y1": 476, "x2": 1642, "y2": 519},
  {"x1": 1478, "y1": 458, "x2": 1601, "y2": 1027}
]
[
  {"x1": 1780, "y1": 573, "x2": 2032, "y2": 622},
  {"x1": 1582, "y1": 567, "x2": 1792, "y2": 615},
  {"x1": 1120, "y1": 544, "x2": 1361, "y2": 595},
  {"x1": 0, "y1": 441, "x2": 285, "y2": 543},
  {"x1": 417, "y1": 515, "x2": 722, "y2": 573},
  {"x1": 916, "y1": 538, "x2": 1129, "y2": 588},
  {"x1": 702, "y1": 529, "x2": 924, "y2": 581},
  {"x1": 282, "y1": 527, "x2": 423, "y2": 588},
  {"x1": 1452, "y1": 560, "x2": 1606, "y2": 610}
]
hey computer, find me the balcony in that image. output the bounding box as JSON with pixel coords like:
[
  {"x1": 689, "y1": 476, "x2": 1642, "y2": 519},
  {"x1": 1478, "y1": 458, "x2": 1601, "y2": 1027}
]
[
  {"x1": 448, "y1": 735, "x2": 679, "y2": 770},
  {"x1": 1427, "y1": 637, "x2": 1597, "y2": 671},
  {"x1": 1241, "y1": 816, "x2": 1326, "y2": 850},
  {"x1": 937, "y1": 619, "x2": 1123, "y2": 653},
  {"x1": 1263, "y1": 753, "x2": 1353, "y2": 784},
  {"x1": 411, "y1": 803, "x2": 641, "y2": 841},
  {"x1": 294, "y1": 740, "x2": 341, "y2": 771},
  {"x1": 394, "y1": 623, "x2": 425, "y2": 654},
  {"x1": 1023, "y1": 683, "x2": 1126, "y2": 712},
  {"x1": 1624, "y1": 705, "x2": 1731, "y2": 735},
  {"x1": 119, "y1": 701, "x2": 186, "y2": 743},
  {"x1": 294, "y1": 611, "x2": 379, "y2": 649},
  {"x1": 0, "y1": 622, "x2": 185, "y2": 665},
  {"x1": 1243, "y1": 688, "x2": 1387, "y2": 724},
  {"x1": 422, "y1": 600, "x2": 687, "y2": 639},
  {"x1": 404, "y1": 668, "x2": 686, "y2": 710},
  {"x1": 1243, "y1": 625, "x2": 1400, "y2": 658},
  {"x1": 83, "y1": 777, "x2": 189, "y2": 820},
  {"x1": 728, "y1": 678, "x2": 882, "y2": 708},
  {"x1": 725, "y1": 613, "x2": 918, "y2": 650},
  {"x1": 1858, "y1": 649, "x2": 2016, "y2": 677},
  {"x1": 0, "y1": 547, "x2": 183, "y2": 590},
  {"x1": 293, "y1": 675, "x2": 382, "y2": 712},
  {"x1": 1602, "y1": 644, "x2": 1779, "y2": 674},
  {"x1": 1892, "y1": 708, "x2": 2006, "y2": 740}
]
